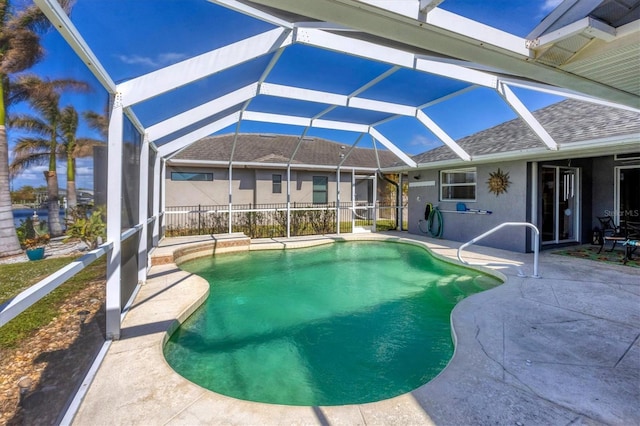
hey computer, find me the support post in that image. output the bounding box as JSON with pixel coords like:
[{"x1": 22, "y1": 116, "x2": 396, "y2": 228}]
[
  {"x1": 336, "y1": 167, "x2": 341, "y2": 234},
  {"x1": 398, "y1": 173, "x2": 403, "y2": 230},
  {"x1": 152, "y1": 151, "x2": 161, "y2": 246},
  {"x1": 372, "y1": 173, "x2": 378, "y2": 232},
  {"x1": 228, "y1": 163, "x2": 233, "y2": 234},
  {"x1": 137, "y1": 135, "x2": 149, "y2": 285},
  {"x1": 160, "y1": 159, "x2": 166, "y2": 239},
  {"x1": 286, "y1": 166, "x2": 291, "y2": 238},
  {"x1": 106, "y1": 94, "x2": 124, "y2": 340},
  {"x1": 351, "y1": 169, "x2": 356, "y2": 232}
]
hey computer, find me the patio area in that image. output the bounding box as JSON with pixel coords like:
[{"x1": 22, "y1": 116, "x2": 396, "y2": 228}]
[{"x1": 67, "y1": 232, "x2": 639, "y2": 425}]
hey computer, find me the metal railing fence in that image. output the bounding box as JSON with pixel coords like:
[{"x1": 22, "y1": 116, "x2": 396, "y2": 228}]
[{"x1": 164, "y1": 201, "x2": 403, "y2": 238}]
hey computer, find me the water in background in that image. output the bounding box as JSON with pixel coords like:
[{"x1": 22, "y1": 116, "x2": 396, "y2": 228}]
[{"x1": 13, "y1": 208, "x2": 65, "y2": 228}]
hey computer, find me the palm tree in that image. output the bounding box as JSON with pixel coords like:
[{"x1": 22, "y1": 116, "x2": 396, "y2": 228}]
[
  {"x1": 59, "y1": 105, "x2": 102, "y2": 209},
  {"x1": 9, "y1": 74, "x2": 89, "y2": 236},
  {"x1": 0, "y1": 0, "x2": 73, "y2": 256}
]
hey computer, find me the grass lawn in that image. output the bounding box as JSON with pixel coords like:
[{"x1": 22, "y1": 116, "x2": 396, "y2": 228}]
[{"x1": 0, "y1": 256, "x2": 106, "y2": 348}]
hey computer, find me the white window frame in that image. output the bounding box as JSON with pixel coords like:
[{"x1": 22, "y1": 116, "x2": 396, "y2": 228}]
[
  {"x1": 272, "y1": 174, "x2": 282, "y2": 193},
  {"x1": 440, "y1": 167, "x2": 477, "y2": 201}
]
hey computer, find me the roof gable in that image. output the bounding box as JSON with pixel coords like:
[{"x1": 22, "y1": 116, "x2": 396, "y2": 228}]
[{"x1": 171, "y1": 133, "x2": 399, "y2": 168}]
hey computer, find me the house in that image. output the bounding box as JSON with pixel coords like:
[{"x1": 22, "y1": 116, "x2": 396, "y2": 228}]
[
  {"x1": 166, "y1": 133, "x2": 400, "y2": 207},
  {"x1": 402, "y1": 99, "x2": 640, "y2": 252},
  {"x1": 166, "y1": 133, "x2": 401, "y2": 208}
]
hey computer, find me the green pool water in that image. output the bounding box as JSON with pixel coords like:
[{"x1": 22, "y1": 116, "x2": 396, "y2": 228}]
[{"x1": 163, "y1": 241, "x2": 501, "y2": 406}]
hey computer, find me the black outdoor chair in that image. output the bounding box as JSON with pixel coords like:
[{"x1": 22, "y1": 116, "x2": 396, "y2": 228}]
[
  {"x1": 596, "y1": 216, "x2": 625, "y2": 254},
  {"x1": 622, "y1": 221, "x2": 640, "y2": 264}
]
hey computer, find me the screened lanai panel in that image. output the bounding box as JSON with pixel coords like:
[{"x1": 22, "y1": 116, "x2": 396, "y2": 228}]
[
  {"x1": 375, "y1": 116, "x2": 444, "y2": 155},
  {"x1": 423, "y1": 87, "x2": 520, "y2": 140},
  {"x1": 321, "y1": 106, "x2": 395, "y2": 125},
  {"x1": 154, "y1": 104, "x2": 246, "y2": 147},
  {"x1": 247, "y1": 95, "x2": 333, "y2": 118},
  {"x1": 265, "y1": 44, "x2": 395, "y2": 94},
  {"x1": 70, "y1": 0, "x2": 276, "y2": 82},
  {"x1": 357, "y1": 68, "x2": 472, "y2": 106},
  {"x1": 130, "y1": 54, "x2": 276, "y2": 126},
  {"x1": 438, "y1": 1, "x2": 542, "y2": 36},
  {"x1": 121, "y1": 116, "x2": 142, "y2": 230}
]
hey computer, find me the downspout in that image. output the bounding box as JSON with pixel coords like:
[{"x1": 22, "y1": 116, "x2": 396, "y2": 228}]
[{"x1": 378, "y1": 172, "x2": 400, "y2": 230}]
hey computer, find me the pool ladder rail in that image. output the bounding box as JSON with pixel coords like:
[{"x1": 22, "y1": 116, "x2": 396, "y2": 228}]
[{"x1": 457, "y1": 222, "x2": 541, "y2": 279}]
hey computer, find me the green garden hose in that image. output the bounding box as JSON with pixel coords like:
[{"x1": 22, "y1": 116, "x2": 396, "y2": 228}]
[{"x1": 427, "y1": 207, "x2": 444, "y2": 238}]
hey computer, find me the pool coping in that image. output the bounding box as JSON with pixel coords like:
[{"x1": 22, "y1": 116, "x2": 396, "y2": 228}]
[{"x1": 71, "y1": 232, "x2": 640, "y2": 425}]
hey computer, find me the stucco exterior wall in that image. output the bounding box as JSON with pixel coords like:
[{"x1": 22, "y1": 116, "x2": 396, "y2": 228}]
[
  {"x1": 166, "y1": 166, "x2": 374, "y2": 207},
  {"x1": 408, "y1": 160, "x2": 530, "y2": 252}
]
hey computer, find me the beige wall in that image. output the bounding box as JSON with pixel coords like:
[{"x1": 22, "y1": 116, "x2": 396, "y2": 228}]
[{"x1": 166, "y1": 166, "x2": 375, "y2": 207}]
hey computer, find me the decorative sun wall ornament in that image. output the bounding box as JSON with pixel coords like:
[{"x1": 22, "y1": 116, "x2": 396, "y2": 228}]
[{"x1": 487, "y1": 168, "x2": 510, "y2": 196}]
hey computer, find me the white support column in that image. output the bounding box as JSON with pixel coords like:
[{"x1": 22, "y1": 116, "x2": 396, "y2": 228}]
[
  {"x1": 336, "y1": 168, "x2": 341, "y2": 235},
  {"x1": 398, "y1": 173, "x2": 403, "y2": 230},
  {"x1": 287, "y1": 166, "x2": 291, "y2": 239},
  {"x1": 372, "y1": 174, "x2": 378, "y2": 232},
  {"x1": 351, "y1": 170, "x2": 356, "y2": 232},
  {"x1": 160, "y1": 159, "x2": 166, "y2": 239},
  {"x1": 228, "y1": 163, "x2": 233, "y2": 234},
  {"x1": 106, "y1": 94, "x2": 124, "y2": 341},
  {"x1": 530, "y1": 161, "x2": 538, "y2": 252},
  {"x1": 152, "y1": 151, "x2": 161, "y2": 246},
  {"x1": 137, "y1": 135, "x2": 150, "y2": 285}
]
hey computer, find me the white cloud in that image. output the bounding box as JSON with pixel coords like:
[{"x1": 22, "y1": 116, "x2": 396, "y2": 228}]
[
  {"x1": 540, "y1": 0, "x2": 563, "y2": 13},
  {"x1": 408, "y1": 134, "x2": 441, "y2": 153},
  {"x1": 116, "y1": 52, "x2": 188, "y2": 68},
  {"x1": 115, "y1": 54, "x2": 158, "y2": 67},
  {"x1": 158, "y1": 52, "x2": 188, "y2": 64}
]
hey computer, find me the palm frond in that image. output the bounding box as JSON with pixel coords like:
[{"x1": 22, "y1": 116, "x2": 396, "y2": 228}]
[
  {"x1": 9, "y1": 150, "x2": 49, "y2": 177},
  {"x1": 9, "y1": 113, "x2": 51, "y2": 135},
  {"x1": 12, "y1": 136, "x2": 50, "y2": 155},
  {"x1": 74, "y1": 137, "x2": 103, "y2": 157},
  {"x1": 82, "y1": 110, "x2": 108, "y2": 139}
]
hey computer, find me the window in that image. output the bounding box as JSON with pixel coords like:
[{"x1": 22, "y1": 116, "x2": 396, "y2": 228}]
[
  {"x1": 440, "y1": 168, "x2": 476, "y2": 201},
  {"x1": 272, "y1": 174, "x2": 282, "y2": 193},
  {"x1": 171, "y1": 172, "x2": 213, "y2": 181},
  {"x1": 312, "y1": 176, "x2": 328, "y2": 204}
]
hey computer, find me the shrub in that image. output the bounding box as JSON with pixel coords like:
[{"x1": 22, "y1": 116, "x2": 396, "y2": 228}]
[
  {"x1": 65, "y1": 206, "x2": 106, "y2": 249},
  {"x1": 16, "y1": 217, "x2": 50, "y2": 249}
]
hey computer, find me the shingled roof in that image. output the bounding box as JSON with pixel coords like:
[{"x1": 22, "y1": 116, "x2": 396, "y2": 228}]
[
  {"x1": 411, "y1": 99, "x2": 640, "y2": 164},
  {"x1": 171, "y1": 134, "x2": 399, "y2": 169}
]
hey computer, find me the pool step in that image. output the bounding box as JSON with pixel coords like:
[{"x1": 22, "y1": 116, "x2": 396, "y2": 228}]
[{"x1": 352, "y1": 226, "x2": 372, "y2": 233}]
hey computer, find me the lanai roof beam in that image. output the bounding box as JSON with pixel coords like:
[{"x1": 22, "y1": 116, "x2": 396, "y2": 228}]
[
  {"x1": 118, "y1": 28, "x2": 292, "y2": 107},
  {"x1": 497, "y1": 82, "x2": 558, "y2": 151},
  {"x1": 147, "y1": 83, "x2": 258, "y2": 141},
  {"x1": 158, "y1": 112, "x2": 241, "y2": 157},
  {"x1": 34, "y1": 0, "x2": 116, "y2": 93}
]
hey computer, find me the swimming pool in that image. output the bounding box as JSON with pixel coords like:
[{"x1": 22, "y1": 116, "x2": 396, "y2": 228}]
[{"x1": 163, "y1": 241, "x2": 501, "y2": 406}]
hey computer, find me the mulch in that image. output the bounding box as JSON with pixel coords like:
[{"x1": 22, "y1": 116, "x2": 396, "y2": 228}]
[{"x1": 0, "y1": 245, "x2": 106, "y2": 425}]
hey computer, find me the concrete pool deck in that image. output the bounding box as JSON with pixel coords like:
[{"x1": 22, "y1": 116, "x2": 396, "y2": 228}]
[{"x1": 70, "y1": 232, "x2": 639, "y2": 425}]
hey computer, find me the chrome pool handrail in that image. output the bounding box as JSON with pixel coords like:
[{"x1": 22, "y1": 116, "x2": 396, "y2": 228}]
[{"x1": 457, "y1": 222, "x2": 541, "y2": 278}]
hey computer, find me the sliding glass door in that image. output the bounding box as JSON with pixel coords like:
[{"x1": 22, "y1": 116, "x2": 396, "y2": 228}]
[
  {"x1": 541, "y1": 166, "x2": 580, "y2": 244},
  {"x1": 615, "y1": 166, "x2": 640, "y2": 223}
]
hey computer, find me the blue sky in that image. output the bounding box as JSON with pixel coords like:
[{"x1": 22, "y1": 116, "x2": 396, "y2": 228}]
[{"x1": 9, "y1": 0, "x2": 565, "y2": 191}]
